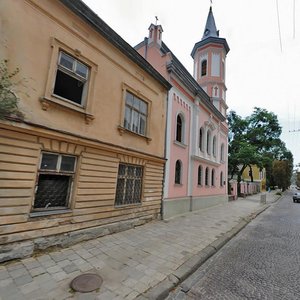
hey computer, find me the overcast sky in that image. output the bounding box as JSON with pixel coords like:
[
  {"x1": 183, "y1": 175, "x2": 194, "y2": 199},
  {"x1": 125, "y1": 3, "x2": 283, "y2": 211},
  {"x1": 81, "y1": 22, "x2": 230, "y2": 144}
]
[{"x1": 83, "y1": 0, "x2": 300, "y2": 166}]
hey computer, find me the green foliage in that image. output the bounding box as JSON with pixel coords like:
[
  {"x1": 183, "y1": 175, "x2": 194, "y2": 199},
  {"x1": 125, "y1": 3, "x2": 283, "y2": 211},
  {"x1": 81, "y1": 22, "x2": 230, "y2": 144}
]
[
  {"x1": 0, "y1": 59, "x2": 23, "y2": 120},
  {"x1": 272, "y1": 160, "x2": 291, "y2": 191},
  {"x1": 228, "y1": 107, "x2": 293, "y2": 190}
]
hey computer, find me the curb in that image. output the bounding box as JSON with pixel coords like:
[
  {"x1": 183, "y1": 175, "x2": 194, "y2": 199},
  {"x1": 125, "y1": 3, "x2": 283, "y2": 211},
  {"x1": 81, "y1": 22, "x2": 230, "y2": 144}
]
[{"x1": 136, "y1": 203, "x2": 272, "y2": 300}]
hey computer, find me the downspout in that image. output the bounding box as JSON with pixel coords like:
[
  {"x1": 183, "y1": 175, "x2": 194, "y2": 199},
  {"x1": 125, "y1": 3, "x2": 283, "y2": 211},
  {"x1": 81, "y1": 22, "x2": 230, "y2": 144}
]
[{"x1": 161, "y1": 91, "x2": 169, "y2": 220}]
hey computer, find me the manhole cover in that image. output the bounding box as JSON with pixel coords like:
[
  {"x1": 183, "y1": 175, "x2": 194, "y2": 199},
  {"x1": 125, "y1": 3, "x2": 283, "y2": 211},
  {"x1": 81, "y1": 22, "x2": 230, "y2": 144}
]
[{"x1": 70, "y1": 273, "x2": 103, "y2": 293}]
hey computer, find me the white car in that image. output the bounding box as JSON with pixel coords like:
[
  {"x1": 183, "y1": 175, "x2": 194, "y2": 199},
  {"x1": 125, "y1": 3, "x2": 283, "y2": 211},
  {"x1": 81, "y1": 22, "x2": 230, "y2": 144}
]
[{"x1": 293, "y1": 192, "x2": 300, "y2": 202}]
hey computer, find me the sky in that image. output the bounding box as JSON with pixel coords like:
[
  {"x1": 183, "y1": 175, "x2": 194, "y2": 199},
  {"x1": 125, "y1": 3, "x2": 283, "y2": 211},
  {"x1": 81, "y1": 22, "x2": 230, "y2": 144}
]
[{"x1": 83, "y1": 0, "x2": 300, "y2": 166}]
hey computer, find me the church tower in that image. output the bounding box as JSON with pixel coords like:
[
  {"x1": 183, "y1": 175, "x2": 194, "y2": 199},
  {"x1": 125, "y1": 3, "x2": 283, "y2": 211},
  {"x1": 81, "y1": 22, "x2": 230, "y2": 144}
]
[{"x1": 191, "y1": 6, "x2": 230, "y2": 116}]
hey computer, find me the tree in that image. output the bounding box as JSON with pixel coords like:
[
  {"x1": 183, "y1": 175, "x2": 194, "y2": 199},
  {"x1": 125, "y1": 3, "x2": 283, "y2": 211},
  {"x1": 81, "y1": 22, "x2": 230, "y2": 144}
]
[
  {"x1": 228, "y1": 107, "x2": 293, "y2": 193},
  {"x1": 0, "y1": 59, "x2": 23, "y2": 120},
  {"x1": 272, "y1": 160, "x2": 292, "y2": 191}
]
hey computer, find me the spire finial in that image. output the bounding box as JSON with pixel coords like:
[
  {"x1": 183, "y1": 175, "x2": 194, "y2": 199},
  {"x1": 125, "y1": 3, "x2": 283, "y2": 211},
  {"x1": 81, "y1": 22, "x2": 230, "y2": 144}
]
[{"x1": 155, "y1": 16, "x2": 158, "y2": 26}]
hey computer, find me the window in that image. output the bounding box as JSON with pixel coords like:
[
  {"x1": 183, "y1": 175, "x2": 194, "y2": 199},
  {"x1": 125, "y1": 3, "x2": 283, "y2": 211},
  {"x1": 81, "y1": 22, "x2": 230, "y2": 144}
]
[
  {"x1": 53, "y1": 51, "x2": 89, "y2": 105},
  {"x1": 212, "y1": 136, "x2": 217, "y2": 157},
  {"x1": 34, "y1": 152, "x2": 76, "y2": 211},
  {"x1": 207, "y1": 130, "x2": 211, "y2": 154},
  {"x1": 199, "y1": 127, "x2": 204, "y2": 151},
  {"x1": 115, "y1": 164, "x2": 143, "y2": 206},
  {"x1": 205, "y1": 167, "x2": 209, "y2": 186},
  {"x1": 175, "y1": 160, "x2": 182, "y2": 184},
  {"x1": 220, "y1": 171, "x2": 224, "y2": 187},
  {"x1": 124, "y1": 91, "x2": 148, "y2": 135},
  {"x1": 211, "y1": 169, "x2": 215, "y2": 186},
  {"x1": 176, "y1": 114, "x2": 184, "y2": 143},
  {"x1": 220, "y1": 143, "x2": 225, "y2": 162},
  {"x1": 198, "y1": 165, "x2": 203, "y2": 186},
  {"x1": 201, "y1": 59, "x2": 207, "y2": 76}
]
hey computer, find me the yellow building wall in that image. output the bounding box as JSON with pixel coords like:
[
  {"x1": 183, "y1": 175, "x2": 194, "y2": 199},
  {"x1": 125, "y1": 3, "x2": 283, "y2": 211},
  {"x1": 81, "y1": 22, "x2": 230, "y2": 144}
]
[
  {"x1": 241, "y1": 165, "x2": 266, "y2": 191},
  {"x1": 0, "y1": 0, "x2": 169, "y2": 252}
]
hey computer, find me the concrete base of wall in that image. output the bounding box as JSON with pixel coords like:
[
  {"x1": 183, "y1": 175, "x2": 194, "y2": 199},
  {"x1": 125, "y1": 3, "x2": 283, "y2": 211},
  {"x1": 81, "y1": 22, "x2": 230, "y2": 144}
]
[
  {"x1": 0, "y1": 215, "x2": 156, "y2": 263},
  {"x1": 162, "y1": 195, "x2": 228, "y2": 220}
]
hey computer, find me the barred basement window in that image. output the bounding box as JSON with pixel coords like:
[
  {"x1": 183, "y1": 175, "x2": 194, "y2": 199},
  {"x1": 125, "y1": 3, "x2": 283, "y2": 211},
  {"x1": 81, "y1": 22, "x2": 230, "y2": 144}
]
[
  {"x1": 115, "y1": 164, "x2": 143, "y2": 206},
  {"x1": 34, "y1": 152, "x2": 76, "y2": 211}
]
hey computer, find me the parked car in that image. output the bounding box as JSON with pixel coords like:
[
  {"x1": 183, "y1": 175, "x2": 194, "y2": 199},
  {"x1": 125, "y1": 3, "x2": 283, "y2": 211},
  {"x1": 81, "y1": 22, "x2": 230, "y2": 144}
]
[{"x1": 293, "y1": 192, "x2": 300, "y2": 202}]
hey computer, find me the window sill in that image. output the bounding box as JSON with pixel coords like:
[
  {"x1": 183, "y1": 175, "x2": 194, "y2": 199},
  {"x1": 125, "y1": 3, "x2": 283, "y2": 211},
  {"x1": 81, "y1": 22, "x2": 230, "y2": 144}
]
[
  {"x1": 174, "y1": 183, "x2": 183, "y2": 187},
  {"x1": 117, "y1": 126, "x2": 152, "y2": 144},
  {"x1": 30, "y1": 209, "x2": 72, "y2": 218},
  {"x1": 173, "y1": 140, "x2": 187, "y2": 149},
  {"x1": 115, "y1": 202, "x2": 142, "y2": 209},
  {"x1": 40, "y1": 96, "x2": 94, "y2": 124}
]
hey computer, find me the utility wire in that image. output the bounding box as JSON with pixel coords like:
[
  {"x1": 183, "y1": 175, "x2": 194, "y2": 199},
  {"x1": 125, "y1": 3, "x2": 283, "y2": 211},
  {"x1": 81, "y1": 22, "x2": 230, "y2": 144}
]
[
  {"x1": 276, "y1": 0, "x2": 283, "y2": 52},
  {"x1": 293, "y1": 0, "x2": 296, "y2": 38}
]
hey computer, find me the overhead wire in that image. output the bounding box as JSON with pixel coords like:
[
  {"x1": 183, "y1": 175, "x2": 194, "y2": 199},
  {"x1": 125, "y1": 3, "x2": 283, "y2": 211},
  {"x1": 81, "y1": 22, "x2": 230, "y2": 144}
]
[{"x1": 276, "y1": 0, "x2": 283, "y2": 52}]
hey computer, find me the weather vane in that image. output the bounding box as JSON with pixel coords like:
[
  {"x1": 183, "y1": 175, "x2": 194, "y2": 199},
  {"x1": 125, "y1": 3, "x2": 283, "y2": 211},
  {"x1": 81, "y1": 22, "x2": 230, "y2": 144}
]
[{"x1": 155, "y1": 16, "x2": 158, "y2": 25}]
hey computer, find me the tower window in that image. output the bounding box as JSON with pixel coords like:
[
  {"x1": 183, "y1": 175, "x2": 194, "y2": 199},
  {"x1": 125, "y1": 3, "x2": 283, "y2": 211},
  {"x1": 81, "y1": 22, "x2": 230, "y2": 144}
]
[{"x1": 201, "y1": 59, "x2": 207, "y2": 77}]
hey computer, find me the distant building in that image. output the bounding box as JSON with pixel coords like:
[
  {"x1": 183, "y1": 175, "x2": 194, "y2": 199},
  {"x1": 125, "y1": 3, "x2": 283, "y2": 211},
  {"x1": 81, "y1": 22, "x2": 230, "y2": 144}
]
[
  {"x1": 242, "y1": 165, "x2": 266, "y2": 192},
  {"x1": 136, "y1": 7, "x2": 230, "y2": 218},
  {"x1": 0, "y1": 0, "x2": 171, "y2": 262}
]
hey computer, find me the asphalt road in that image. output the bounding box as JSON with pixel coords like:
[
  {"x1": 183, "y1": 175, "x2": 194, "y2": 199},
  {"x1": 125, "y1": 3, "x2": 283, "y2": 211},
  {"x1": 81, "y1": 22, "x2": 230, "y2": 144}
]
[{"x1": 167, "y1": 190, "x2": 300, "y2": 300}]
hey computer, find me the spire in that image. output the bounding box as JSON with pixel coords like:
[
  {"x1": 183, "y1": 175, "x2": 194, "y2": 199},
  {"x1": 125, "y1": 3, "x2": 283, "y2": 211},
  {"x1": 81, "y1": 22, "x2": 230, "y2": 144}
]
[{"x1": 202, "y1": 7, "x2": 219, "y2": 40}]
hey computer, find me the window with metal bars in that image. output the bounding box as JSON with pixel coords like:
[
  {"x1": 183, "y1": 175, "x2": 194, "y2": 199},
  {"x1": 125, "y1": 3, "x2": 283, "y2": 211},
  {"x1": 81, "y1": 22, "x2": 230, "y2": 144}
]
[
  {"x1": 34, "y1": 152, "x2": 76, "y2": 211},
  {"x1": 115, "y1": 164, "x2": 143, "y2": 206}
]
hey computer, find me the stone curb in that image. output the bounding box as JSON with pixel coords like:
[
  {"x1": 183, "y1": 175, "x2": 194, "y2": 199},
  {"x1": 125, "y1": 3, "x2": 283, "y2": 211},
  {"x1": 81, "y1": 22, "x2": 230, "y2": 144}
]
[{"x1": 137, "y1": 201, "x2": 275, "y2": 300}]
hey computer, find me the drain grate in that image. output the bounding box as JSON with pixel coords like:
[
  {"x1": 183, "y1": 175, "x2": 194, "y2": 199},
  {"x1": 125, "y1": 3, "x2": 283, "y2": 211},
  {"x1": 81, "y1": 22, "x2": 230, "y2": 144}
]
[{"x1": 70, "y1": 273, "x2": 103, "y2": 293}]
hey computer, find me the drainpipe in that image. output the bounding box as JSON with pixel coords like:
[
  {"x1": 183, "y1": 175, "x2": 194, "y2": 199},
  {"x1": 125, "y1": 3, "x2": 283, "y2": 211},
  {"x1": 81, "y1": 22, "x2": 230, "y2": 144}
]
[{"x1": 161, "y1": 91, "x2": 170, "y2": 220}]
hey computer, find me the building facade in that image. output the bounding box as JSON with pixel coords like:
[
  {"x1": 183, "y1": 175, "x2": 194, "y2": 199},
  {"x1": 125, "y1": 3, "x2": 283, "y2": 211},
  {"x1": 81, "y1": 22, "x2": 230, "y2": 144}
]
[
  {"x1": 0, "y1": 0, "x2": 171, "y2": 261},
  {"x1": 136, "y1": 7, "x2": 230, "y2": 219}
]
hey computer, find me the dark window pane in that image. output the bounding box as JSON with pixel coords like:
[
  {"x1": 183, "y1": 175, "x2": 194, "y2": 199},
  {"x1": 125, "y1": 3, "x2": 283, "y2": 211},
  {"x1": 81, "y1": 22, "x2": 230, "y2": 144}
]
[
  {"x1": 76, "y1": 61, "x2": 88, "y2": 79},
  {"x1": 59, "y1": 52, "x2": 74, "y2": 70},
  {"x1": 140, "y1": 101, "x2": 147, "y2": 115},
  {"x1": 201, "y1": 60, "x2": 207, "y2": 76},
  {"x1": 61, "y1": 156, "x2": 76, "y2": 172},
  {"x1": 34, "y1": 174, "x2": 70, "y2": 208},
  {"x1": 175, "y1": 160, "x2": 181, "y2": 184},
  {"x1": 126, "y1": 92, "x2": 134, "y2": 106},
  {"x1": 40, "y1": 153, "x2": 58, "y2": 170},
  {"x1": 54, "y1": 70, "x2": 84, "y2": 104},
  {"x1": 115, "y1": 178, "x2": 125, "y2": 205},
  {"x1": 176, "y1": 115, "x2": 182, "y2": 142}
]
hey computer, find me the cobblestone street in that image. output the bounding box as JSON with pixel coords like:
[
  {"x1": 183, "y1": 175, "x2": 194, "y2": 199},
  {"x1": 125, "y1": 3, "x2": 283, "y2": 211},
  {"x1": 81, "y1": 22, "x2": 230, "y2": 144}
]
[{"x1": 168, "y1": 190, "x2": 300, "y2": 300}]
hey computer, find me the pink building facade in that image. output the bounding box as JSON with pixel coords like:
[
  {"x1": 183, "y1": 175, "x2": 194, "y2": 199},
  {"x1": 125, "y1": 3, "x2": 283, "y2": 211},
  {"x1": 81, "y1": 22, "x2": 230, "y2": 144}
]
[{"x1": 136, "y1": 7, "x2": 230, "y2": 218}]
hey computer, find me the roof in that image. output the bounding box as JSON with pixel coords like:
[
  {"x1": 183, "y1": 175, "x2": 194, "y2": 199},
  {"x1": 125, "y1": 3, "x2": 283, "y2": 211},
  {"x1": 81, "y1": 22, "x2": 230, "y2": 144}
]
[
  {"x1": 59, "y1": 0, "x2": 172, "y2": 91},
  {"x1": 202, "y1": 7, "x2": 218, "y2": 39},
  {"x1": 191, "y1": 7, "x2": 230, "y2": 58},
  {"x1": 135, "y1": 39, "x2": 225, "y2": 122}
]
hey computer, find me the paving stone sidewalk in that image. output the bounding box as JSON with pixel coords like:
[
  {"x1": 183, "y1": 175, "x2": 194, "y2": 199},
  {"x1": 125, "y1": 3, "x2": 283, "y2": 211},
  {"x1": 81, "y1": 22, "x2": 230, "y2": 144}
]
[{"x1": 0, "y1": 191, "x2": 281, "y2": 300}]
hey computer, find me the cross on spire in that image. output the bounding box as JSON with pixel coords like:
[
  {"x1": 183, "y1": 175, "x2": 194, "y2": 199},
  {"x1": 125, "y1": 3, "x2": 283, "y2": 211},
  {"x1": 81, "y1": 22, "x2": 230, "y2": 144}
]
[{"x1": 155, "y1": 16, "x2": 158, "y2": 25}]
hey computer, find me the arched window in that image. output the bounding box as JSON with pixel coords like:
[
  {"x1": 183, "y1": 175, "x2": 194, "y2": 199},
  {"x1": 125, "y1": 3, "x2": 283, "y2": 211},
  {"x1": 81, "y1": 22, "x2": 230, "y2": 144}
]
[
  {"x1": 220, "y1": 143, "x2": 225, "y2": 162},
  {"x1": 212, "y1": 136, "x2": 216, "y2": 157},
  {"x1": 220, "y1": 171, "x2": 224, "y2": 187},
  {"x1": 211, "y1": 169, "x2": 215, "y2": 186},
  {"x1": 176, "y1": 114, "x2": 183, "y2": 143},
  {"x1": 201, "y1": 59, "x2": 207, "y2": 77},
  {"x1": 205, "y1": 167, "x2": 209, "y2": 186},
  {"x1": 199, "y1": 127, "x2": 204, "y2": 151},
  {"x1": 207, "y1": 130, "x2": 211, "y2": 154},
  {"x1": 175, "y1": 160, "x2": 182, "y2": 184},
  {"x1": 198, "y1": 165, "x2": 203, "y2": 185}
]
